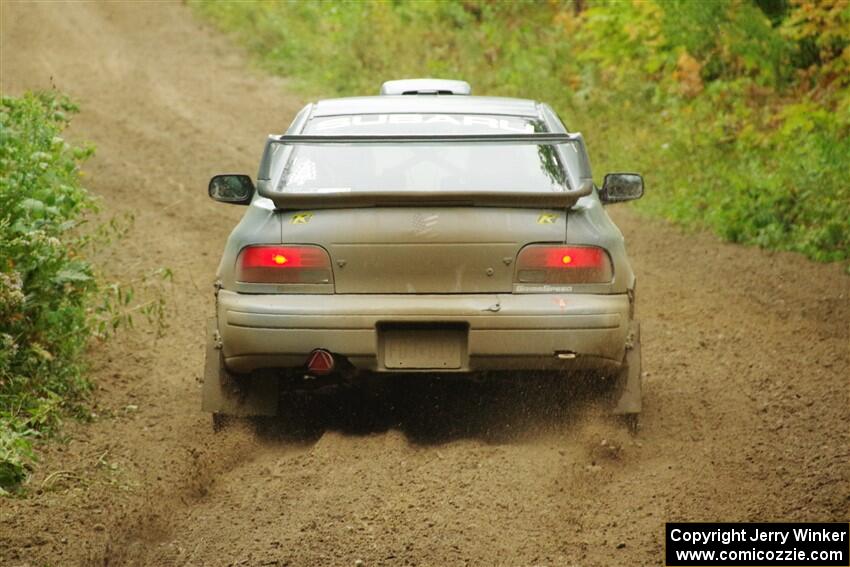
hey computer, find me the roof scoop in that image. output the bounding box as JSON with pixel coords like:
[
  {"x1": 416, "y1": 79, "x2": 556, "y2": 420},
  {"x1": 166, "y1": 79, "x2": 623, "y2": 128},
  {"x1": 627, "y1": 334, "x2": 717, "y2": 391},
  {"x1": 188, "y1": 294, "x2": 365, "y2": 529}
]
[{"x1": 380, "y1": 79, "x2": 471, "y2": 96}]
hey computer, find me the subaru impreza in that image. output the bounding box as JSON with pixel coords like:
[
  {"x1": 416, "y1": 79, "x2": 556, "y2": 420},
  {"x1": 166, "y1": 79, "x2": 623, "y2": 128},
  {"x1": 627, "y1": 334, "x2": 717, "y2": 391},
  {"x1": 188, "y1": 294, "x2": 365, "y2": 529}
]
[{"x1": 204, "y1": 79, "x2": 644, "y2": 430}]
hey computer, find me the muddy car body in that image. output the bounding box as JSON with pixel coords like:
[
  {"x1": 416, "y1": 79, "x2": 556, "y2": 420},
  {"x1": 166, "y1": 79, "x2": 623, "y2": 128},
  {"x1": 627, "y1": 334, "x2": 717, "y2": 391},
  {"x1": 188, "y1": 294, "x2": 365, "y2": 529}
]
[{"x1": 204, "y1": 79, "x2": 644, "y2": 424}]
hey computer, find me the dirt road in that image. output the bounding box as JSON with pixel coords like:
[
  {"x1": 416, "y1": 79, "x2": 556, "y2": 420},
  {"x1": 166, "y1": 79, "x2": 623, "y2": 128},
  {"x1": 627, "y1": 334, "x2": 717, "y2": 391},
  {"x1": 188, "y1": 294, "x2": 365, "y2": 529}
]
[{"x1": 1, "y1": 2, "x2": 848, "y2": 566}]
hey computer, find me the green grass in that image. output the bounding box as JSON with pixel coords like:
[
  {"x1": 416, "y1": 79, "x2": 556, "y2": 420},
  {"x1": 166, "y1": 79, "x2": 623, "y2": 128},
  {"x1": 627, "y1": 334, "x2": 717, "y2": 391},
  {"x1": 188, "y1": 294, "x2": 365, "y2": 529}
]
[{"x1": 192, "y1": 0, "x2": 850, "y2": 267}]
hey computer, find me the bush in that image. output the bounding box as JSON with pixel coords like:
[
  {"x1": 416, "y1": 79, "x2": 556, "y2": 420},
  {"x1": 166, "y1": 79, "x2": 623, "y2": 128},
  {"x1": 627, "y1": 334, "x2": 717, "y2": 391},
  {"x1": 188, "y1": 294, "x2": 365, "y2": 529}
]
[
  {"x1": 0, "y1": 93, "x2": 171, "y2": 492},
  {"x1": 0, "y1": 93, "x2": 98, "y2": 490},
  {"x1": 193, "y1": 0, "x2": 850, "y2": 267}
]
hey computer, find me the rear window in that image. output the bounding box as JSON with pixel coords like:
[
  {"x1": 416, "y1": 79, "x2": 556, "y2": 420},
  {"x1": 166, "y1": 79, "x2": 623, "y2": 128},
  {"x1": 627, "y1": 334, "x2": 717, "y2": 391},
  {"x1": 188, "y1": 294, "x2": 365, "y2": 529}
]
[{"x1": 270, "y1": 114, "x2": 571, "y2": 194}]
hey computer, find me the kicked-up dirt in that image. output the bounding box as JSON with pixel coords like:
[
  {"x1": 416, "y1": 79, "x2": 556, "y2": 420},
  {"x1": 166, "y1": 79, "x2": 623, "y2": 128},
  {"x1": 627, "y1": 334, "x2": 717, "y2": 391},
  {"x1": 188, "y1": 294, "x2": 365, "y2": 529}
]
[{"x1": 1, "y1": 2, "x2": 848, "y2": 566}]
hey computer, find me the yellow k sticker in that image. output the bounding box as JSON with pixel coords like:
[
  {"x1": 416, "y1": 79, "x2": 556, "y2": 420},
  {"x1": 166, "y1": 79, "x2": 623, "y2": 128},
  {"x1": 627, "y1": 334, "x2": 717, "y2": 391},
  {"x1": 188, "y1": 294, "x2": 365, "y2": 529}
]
[
  {"x1": 537, "y1": 213, "x2": 558, "y2": 224},
  {"x1": 291, "y1": 212, "x2": 313, "y2": 225}
]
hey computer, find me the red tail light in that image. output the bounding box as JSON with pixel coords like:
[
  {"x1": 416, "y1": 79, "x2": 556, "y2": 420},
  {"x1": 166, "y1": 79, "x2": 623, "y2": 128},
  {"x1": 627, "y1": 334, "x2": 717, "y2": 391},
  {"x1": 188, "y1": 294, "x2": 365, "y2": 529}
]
[
  {"x1": 236, "y1": 245, "x2": 332, "y2": 284},
  {"x1": 516, "y1": 245, "x2": 613, "y2": 284}
]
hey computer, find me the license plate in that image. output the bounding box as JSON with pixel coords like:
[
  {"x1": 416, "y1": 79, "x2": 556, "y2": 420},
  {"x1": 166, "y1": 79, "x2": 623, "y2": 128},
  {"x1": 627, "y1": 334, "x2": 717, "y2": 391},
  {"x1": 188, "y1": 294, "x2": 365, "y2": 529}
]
[{"x1": 382, "y1": 327, "x2": 466, "y2": 369}]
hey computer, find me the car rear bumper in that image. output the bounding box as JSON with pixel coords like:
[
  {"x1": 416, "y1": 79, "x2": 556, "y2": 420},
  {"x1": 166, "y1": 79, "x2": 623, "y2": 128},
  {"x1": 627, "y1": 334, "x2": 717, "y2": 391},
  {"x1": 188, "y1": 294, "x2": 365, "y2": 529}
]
[{"x1": 217, "y1": 290, "x2": 630, "y2": 374}]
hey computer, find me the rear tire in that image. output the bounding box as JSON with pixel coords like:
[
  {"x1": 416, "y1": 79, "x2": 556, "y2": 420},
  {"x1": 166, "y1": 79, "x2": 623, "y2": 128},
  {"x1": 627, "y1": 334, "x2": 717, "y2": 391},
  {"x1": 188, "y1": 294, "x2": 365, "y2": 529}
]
[
  {"x1": 620, "y1": 413, "x2": 639, "y2": 435},
  {"x1": 211, "y1": 412, "x2": 231, "y2": 432}
]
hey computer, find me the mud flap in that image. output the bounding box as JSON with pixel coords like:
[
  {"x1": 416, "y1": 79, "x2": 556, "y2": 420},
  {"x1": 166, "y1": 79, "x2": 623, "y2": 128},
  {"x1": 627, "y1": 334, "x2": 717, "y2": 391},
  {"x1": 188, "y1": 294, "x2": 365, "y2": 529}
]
[
  {"x1": 201, "y1": 318, "x2": 278, "y2": 416},
  {"x1": 612, "y1": 321, "x2": 641, "y2": 415}
]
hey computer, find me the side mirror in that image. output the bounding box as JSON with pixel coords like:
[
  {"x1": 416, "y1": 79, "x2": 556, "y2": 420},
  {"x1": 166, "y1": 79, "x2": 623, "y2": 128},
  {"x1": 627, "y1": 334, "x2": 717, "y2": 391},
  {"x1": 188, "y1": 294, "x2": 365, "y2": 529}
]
[
  {"x1": 599, "y1": 173, "x2": 644, "y2": 204},
  {"x1": 208, "y1": 174, "x2": 254, "y2": 205}
]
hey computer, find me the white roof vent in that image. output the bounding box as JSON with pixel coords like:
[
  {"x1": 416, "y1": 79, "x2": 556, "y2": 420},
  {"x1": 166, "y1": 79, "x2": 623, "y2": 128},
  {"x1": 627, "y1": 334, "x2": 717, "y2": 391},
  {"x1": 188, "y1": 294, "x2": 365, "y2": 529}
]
[{"x1": 380, "y1": 79, "x2": 471, "y2": 96}]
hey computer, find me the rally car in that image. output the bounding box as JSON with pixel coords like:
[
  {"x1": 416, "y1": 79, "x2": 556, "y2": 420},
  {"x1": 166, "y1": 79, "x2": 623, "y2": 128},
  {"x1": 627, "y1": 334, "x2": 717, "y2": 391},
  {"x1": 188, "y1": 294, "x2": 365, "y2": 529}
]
[{"x1": 203, "y1": 79, "x2": 644, "y2": 429}]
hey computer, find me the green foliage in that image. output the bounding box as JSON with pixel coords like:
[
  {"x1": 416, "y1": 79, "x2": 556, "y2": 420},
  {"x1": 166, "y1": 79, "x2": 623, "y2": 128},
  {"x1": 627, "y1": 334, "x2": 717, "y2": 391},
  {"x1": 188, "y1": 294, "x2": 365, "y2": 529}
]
[
  {"x1": 0, "y1": 93, "x2": 171, "y2": 493},
  {"x1": 192, "y1": 0, "x2": 849, "y2": 266},
  {"x1": 0, "y1": 94, "x2": 97, "y2": 491}
]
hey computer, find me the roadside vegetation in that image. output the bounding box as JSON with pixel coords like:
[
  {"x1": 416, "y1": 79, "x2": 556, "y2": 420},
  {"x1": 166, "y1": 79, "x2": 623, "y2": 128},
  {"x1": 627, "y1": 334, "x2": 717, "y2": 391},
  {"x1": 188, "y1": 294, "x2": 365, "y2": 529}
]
[
  {"x1": 193, "y1": 0, "x2": 849, "y2": 266},
  {"x1": 0, "y1": 93, "x2": 169, "y2": 492}
]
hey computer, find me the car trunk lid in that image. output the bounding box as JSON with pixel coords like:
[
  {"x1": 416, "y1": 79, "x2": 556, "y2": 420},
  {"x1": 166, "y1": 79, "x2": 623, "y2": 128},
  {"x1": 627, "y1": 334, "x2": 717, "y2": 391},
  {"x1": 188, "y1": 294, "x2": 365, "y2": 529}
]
[{"x1": 281, "y1": 207, "x2": 566, "y2": 293}]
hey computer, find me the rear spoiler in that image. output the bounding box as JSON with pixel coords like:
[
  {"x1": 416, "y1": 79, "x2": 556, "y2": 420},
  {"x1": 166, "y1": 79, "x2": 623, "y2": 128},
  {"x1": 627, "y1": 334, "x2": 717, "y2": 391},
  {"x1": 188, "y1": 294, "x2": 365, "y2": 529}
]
[{"x1": 256, "y1": 133, "x2": 594, "y2": 210}]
